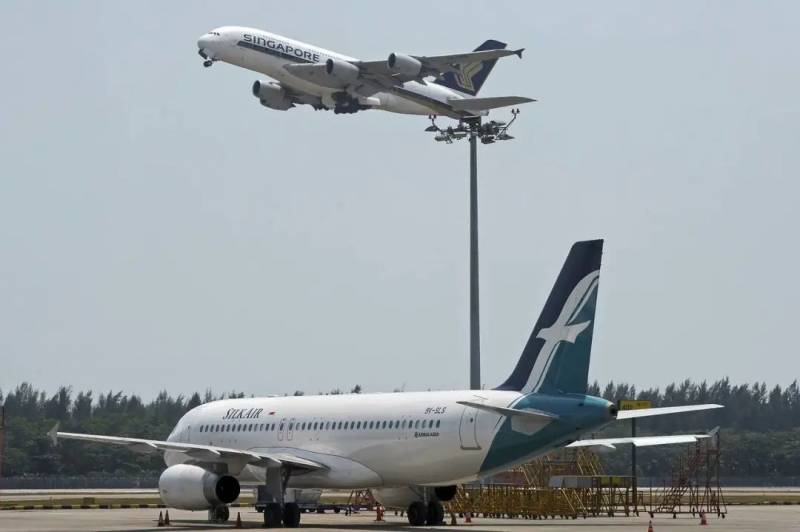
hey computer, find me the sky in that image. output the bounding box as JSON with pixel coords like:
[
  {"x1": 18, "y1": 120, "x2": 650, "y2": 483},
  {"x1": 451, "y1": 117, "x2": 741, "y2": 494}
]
[{"x1": 1, "y1": 1, "x2": 798, "y2": 400}]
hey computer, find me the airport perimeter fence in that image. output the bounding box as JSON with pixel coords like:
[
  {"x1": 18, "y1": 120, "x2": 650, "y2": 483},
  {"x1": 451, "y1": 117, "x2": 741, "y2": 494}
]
[{"x1": 0, "y1": 476, "x2": 158, "y2": 489}]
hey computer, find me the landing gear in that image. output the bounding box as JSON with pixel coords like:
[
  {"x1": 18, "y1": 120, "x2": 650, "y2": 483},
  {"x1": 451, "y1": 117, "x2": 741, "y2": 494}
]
[
  {"x1": 331, "y1": 92, "x2": 369, "y2": 114},
  {"x1": 407, "y1": 501, "x2": 427, "y2": 526},
  {"x1": 209, "y1": 505, "x2": 230, "y2": 523},
  {"x1": 282, "y1": 502, "x2": 301, "y2": 528},
  {"x1": 263, "y1": 502, "x2": 282, "y2": 528},
  {"x1": 259, "y1": 466, "x2": 301, "y2": 528},
  {"x1": 203, "y1": 59, "x2": 213, "y2": 68},
  {"x1": 426, "y1": 501, "x2": 444, "y2": 525}
]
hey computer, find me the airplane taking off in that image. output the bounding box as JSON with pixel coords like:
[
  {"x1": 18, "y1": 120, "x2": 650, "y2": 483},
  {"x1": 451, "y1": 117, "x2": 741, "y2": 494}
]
[
  {"x1": 52, "y1": 240, "x2": 722, "y2": 527},
  {"x1": 196, "y1": 27, "x2": 535, "y2": 118}
]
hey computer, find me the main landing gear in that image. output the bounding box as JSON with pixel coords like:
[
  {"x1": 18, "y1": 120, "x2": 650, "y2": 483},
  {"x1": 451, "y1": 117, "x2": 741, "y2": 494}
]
[
  {"x1": 259, "y1": 466, "x2": 301, "y2": 528},
  {"x1": 407, "y1": 500, "x2": 444, "y2": 526},
  {"x1": 209, "y1": 505, "x2": 229, "y2": 523}
]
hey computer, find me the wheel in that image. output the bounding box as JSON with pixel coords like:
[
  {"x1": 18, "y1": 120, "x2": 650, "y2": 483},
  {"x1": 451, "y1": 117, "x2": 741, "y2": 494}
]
[
  {"x1": 263, "y1": 502, "x2": 282, "y2": 528},
  {"x1": 426, "y1": 501, "x2": 444, "y2": 525},
  {"x1": 203, "y1": 60, "x2": 213, "y2": 67},
  {"x1": 407, "y1": 501, "x2": 427, "y2": 526},
  {"x1": 283, "y1": 502, "x2": 301, "y2": 528},
  {"x1": 210, "y1": 505, "x2": 229, "y2": 523}
]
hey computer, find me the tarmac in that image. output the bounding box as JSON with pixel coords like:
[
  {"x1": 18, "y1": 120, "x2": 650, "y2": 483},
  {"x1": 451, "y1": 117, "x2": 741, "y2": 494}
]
[{"x1": 0, "y1": 506, "x2": 797, "y2": 532}]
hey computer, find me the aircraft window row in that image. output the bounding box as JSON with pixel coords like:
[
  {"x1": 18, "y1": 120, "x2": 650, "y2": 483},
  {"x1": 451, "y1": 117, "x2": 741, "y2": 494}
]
[{"x1": 197, "y1": 419, "x2": 442, "y2": 433}]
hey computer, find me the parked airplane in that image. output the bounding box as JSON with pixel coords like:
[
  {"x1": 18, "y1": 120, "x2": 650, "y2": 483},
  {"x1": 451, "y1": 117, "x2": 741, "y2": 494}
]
[
  {"x1": 196, "y1": 26, "x2": 535, "y2": 118},
  {"x1": 52, "y1": 240, "x2": 722, "y2": 527}
]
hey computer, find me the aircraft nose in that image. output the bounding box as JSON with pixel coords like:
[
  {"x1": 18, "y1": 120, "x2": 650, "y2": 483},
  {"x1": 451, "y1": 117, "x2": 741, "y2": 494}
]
[{"x1": 197, "y1": 35, "x2": 211, "y2": 56}]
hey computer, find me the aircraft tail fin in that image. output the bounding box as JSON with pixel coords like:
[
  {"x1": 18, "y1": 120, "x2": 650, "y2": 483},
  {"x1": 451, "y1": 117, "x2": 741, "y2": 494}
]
[
  {"x1": 496, "y1": 240, "x2": 603, "y2": 395},
  {"x1": 433, "y1": 39, "x2": 507, "y2": 96}
]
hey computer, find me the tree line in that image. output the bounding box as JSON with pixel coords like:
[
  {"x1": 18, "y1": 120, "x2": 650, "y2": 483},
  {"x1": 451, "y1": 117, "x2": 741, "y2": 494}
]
[{"x1": 0, "y1": 379, "x2": 798, "y2": 479}]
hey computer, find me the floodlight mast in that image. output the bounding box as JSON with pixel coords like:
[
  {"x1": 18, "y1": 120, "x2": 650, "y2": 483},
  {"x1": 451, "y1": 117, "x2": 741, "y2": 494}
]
[{"x1": 426, "y1": 111, "x2": 521, "y2": 390}]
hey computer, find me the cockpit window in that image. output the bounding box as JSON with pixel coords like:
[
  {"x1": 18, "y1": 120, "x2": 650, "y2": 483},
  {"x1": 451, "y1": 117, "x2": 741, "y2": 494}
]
[{"x1": 208, "y1": 31, "x2": 221, "y2": 36}]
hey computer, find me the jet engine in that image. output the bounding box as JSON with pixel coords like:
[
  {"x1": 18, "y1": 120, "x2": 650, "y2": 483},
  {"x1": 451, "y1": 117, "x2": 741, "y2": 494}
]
[
  {"x1": 251, "y1": 80, "x2": 293, "y2": 110},
  {"x1": 387, "y1": 53, "x2": 422, "y2": 77},
  {"x1": 325, "y1": 58, "x2": 360, "y2": 83},
  {"x1": 158, "y1": 464, "x2": 240, "y2": 511}
]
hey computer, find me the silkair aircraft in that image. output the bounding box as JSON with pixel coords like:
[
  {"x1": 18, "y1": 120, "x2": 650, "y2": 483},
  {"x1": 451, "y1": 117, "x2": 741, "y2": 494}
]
[
  {"x1": 52, "y1": 240, "x2": 722, "y2": 527},
  {"x1": 196, "y1": 27, "x2": 535, "y2": 117}
]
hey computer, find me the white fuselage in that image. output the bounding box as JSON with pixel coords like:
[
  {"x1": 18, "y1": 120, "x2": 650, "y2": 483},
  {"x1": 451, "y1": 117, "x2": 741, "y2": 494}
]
[
  {"x1": 166, "y1": 390, "x2": 526, "y2": 489},
  {"x1": 198, "y1": 26, "x2": 467, "y2": 115}
]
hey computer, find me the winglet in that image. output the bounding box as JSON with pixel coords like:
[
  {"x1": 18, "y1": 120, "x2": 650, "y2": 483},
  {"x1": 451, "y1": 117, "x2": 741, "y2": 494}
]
[
  {"x1": 514, "y1": 48, "x2": 524, "y2": 59},
  {"x1": 47, "y1": 422, "x2": 60, "y2": 446}
]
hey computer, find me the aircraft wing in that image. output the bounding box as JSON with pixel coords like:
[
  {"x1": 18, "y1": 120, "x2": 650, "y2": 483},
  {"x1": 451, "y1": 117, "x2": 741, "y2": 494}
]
[
  {"x1": 448, "y1": 96, "x2": 535, "y2": 112},
  {"x1": 616, "y1": 404, "x2": 723, "y2": 420},
  {"x1": 567, "y1": 433, "x2": 711, "y2": 449},
  {"x1": 50, "y1": 426, "x2": 325, "y2": 474},
  {"x1": 357, "y1": 48, "x2": 523, "y2": 84}
]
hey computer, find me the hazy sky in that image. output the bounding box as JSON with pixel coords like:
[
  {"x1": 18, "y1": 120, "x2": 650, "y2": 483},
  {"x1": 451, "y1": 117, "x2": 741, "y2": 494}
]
[{"x1": 1, "y1": 2, "x2": 798, "y2": 400}]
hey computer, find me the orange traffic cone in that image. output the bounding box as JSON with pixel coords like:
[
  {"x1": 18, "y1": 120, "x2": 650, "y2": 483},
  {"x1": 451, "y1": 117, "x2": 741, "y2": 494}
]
[
  {"x1": 164, "y1": 510, "x2": 170, "y2": 525},
  {"x1": 465, "y1": 511, "x2": 472, "y2": 524},
  {"x1": 700, "y1": 510, "x2": 708, "y2": 525},
  {"x1": 235, "y1": 511, "x2": 243, "y2": 528},
  {"x1": 157, "y1": 511, "x2": 164, "y2": 527},
  {"x1": 648, "y1": 519, "x2": 654, "y2": 532}
]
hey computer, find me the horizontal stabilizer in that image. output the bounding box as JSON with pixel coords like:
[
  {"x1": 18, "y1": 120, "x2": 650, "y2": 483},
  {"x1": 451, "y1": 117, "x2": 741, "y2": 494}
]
[
  {"x1": 456, "y1": 401, "x2": 557, "y2": 421},
  {"x1": 448, "y1": 96, "x2": 535, "y2": 112},
  {"x1": 567, "y1": 433, "x2": 711, "y2": 449},
  {"x1": 616, "y1": 404, "x2": 723, "y2": 420}
]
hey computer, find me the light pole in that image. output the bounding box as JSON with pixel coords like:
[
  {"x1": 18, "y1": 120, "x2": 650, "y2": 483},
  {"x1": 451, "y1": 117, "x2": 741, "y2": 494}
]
[{"x1": 427, "y1": 111, "x2": 520, "y2": 390}]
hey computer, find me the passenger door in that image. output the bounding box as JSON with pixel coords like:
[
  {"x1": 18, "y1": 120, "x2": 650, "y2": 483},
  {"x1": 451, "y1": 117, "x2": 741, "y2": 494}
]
[{"x1": 458, "y1": 406, "x2": 481, "y2": 450}]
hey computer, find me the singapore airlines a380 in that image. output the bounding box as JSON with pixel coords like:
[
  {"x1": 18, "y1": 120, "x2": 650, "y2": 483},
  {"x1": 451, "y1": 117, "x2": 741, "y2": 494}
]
[{"x1": 196, "y1": 26, "x2": 536, "y2": 118}]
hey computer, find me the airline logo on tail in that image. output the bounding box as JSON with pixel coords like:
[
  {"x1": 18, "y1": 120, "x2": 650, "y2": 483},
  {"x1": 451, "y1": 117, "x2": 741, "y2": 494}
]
[
  {"x1": 521, "y1": 270, "x2": 600, "y2": 394},
  {"x1": 453, "y1": 62, "x2": 484, "y2": 93}
]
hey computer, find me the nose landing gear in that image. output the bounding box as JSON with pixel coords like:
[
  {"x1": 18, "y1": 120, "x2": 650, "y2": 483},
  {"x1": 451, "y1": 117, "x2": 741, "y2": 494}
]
[{"x1": 203, "y1": 59, "x2": 213, "y2": 68}]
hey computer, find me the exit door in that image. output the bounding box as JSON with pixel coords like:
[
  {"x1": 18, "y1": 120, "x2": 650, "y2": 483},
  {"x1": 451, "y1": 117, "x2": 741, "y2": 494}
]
[{"x1": 458, "y1": 406, "x2": 481, "y2": 450}]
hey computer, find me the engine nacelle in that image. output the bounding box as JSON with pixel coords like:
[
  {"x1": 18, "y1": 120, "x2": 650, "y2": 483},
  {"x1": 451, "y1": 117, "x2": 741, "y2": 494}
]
[
  {"x1": 251, "y1": 80, "x2": 293, "y2": 110},
  {"x1": 387, "y1": 53, "x2": 422, "y2": 78},
  {"x1": 325, "y1": 58, "x2": 360, "y2": 83},
  {"x1": 158, "y1": 464, "x2": 240, "y2": 511}
]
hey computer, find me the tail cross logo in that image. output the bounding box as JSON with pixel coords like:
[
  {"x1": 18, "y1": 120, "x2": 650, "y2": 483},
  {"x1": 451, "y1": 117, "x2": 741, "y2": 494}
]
[{"x1": 521, "y1": 270, "x2": 600, "y2": 394}]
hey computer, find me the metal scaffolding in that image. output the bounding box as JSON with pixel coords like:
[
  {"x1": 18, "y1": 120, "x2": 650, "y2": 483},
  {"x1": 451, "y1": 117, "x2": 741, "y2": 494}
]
[
  {"x1": 445, "y1": 449, "x2": 644, "y2": 520},
  {"x1": 647, "y1": 429, "x2": 727, "y2": 519}
]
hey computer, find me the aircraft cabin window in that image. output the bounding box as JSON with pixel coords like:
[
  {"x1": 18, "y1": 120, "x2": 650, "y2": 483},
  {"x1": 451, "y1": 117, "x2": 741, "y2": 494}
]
[
  {"x1": 289, "y1": 423, "x2": 294, "y2": 430},
  {"x1": 436, "y1": 420, "x2": 441, "y2": 428},
  {"x1": 356, "y1": 421, "x2": 361, "y2": 430},
  {"x1": 415, "y1": 420, "x2": 420, "y2": 429}
]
